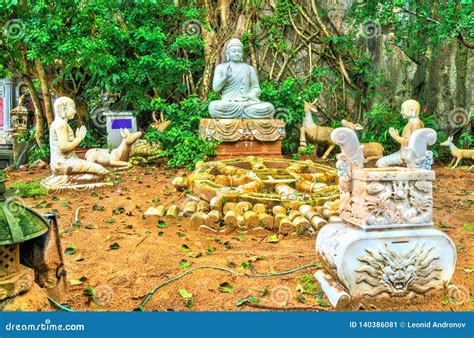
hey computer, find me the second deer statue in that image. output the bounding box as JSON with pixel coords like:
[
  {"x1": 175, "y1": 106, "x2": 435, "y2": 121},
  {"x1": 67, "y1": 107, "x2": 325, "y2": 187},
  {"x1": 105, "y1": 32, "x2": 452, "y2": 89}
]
[
  {"x1": 299, "y1": 102, "x2": 336, "y2": 160},
  {"x1": 441, "y1": 136, "x2": 474, "y2": 168},
  {"x1": 85, "y1": 129, "x2": 143, "y2": 168},
  {"x1": 341, "y1": 119, "x2": 385, "y2": 164}
]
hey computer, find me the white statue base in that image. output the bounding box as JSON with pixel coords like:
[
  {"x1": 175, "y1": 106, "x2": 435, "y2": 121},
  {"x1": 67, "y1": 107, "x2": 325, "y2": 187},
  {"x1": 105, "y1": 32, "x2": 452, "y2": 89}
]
[
  {"x1": 315, "y1": 127, "x2": 457, "y2": 308},
  {"x1": 42, "y1": 174, "x2": 112, "y2": 192}
]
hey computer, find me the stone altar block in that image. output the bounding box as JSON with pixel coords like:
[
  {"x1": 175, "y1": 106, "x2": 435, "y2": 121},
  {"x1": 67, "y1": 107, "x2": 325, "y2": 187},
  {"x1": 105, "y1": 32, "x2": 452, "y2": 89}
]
[
  {"x1": 199, "y1": 119, "x2": 285, "y2": 159},
  {"x1": 103, "y1": 111, "x2": 137, "y2": 148},
  {"x1": 315, "y1": 127, "x2": 456, "y2": 308}
]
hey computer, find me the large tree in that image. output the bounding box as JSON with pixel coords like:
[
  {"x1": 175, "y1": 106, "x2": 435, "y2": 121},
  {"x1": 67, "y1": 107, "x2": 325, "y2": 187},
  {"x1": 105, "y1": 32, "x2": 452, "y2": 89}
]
[{"x1": 1, "y1": 0, "x2": 205, "y2": 143}]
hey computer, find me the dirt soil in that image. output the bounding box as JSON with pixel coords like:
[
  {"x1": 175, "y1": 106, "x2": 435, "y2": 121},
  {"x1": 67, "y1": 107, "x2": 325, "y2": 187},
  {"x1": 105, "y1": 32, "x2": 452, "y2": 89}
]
[{"x1": 6, "y1": 165, "x2": 474, "y2": 312}]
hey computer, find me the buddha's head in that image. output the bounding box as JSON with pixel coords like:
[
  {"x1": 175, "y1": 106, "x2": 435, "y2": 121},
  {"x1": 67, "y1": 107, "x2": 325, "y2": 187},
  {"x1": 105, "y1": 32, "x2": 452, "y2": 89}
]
[
  {"x1": 54, "y1": 97, "x2": 76, "y2": 120},
  {"x1": 400, "y1": 99, "x2": 420, "y2": 119},
  {"x1": 225, "y1": 38, "x2": 243, "y2": 62}
]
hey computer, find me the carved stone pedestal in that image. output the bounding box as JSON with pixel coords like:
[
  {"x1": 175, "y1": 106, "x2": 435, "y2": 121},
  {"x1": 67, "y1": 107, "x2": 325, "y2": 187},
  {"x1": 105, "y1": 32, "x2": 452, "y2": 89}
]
[
  {"x1": 316, "y1": 222, "x2": 456, "y2": 307},
  {"x1": 315, "y1": 127, "x2": 457, "y2": 308},
  {"x1": 199, "y1": 119, "x2": 285, "y2": 159},
  {"x1": 215, "y1": 140, "x2": 283, "y2": 159}
]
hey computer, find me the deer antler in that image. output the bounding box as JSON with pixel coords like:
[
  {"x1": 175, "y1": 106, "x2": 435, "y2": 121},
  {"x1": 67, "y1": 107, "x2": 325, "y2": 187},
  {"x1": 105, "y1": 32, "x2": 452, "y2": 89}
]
[
  {"x1": 160, "y1": 111, "x2": 167, "y2": 122},
  {"x1": 150, "y1": 111, "x2": 170, "y2": 132},
  {"x1": 152, "y1": 111, "x2": 159, "y2": 123}
]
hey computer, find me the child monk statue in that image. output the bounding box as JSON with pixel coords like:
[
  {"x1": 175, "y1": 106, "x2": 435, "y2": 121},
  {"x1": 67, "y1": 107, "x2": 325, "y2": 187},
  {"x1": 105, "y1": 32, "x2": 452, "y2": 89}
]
[
  {"x1": 42, "y1": 97, "x2": 110, "y2": 190},
  {"x1": 376, "y1": 99, "x2": 424, "y2": 167}
]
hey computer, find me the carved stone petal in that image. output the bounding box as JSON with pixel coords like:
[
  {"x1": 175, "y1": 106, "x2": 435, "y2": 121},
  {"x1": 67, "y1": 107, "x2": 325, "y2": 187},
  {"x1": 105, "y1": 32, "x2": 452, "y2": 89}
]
[
  {"x1": 331, "y1": 128, "x2": 364, "y2": 169},
  {"x1": 366, "y1": 182, "x2": 385, "y2": 195}
]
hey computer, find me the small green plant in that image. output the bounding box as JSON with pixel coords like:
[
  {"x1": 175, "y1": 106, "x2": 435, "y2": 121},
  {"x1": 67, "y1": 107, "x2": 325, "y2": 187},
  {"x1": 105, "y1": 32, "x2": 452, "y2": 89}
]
[
  {"x1": 458, "y1": 129, "x2": 474, "y2": 149},
  {"x1": 9, "y1": 180, "x2": 47, "y2": 197},
  {"x1": 79, "y1": 129, "x2": 107, "y2": 149},
  {"x1": 299, "y1": 144, "x2": 315, "y2": 155},
  {"x1": 159, "y1": 129, "x2": 217, "y2": 170},
  {"x1": 178, "y1": 289, "x2": 193, "y2": 308},
  {"x1": 299, "y1": 274, "x2": 316, "y2": 295},
  {"x1": 292, "y1": 144, "x2": 315, "y2": 160},
  {"x1": 260, "y1": 71, "x2": 324, "y2": 155},
  {"x1": 144, "y1": 96, "x2": 217, "y2": 169},
  {"x1": 28, "y1": 145, "x2": 50, "y2": 164}
]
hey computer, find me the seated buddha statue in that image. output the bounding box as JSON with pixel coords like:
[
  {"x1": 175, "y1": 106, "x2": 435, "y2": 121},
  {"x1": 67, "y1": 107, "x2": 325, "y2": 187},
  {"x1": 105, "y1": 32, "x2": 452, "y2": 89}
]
[{"x1": 209, "y1": 38, "x2": 275, "y2": 119}]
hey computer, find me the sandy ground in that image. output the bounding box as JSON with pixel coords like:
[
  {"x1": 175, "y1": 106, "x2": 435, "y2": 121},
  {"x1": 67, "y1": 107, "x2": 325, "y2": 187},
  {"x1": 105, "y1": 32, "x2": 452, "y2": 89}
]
[{"x1": 6, "y1": 164, "x2": 473, "y2": 312}]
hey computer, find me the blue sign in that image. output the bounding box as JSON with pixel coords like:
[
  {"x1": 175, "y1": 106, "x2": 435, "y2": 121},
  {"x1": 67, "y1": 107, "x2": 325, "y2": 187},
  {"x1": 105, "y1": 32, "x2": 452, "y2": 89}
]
[{"x1": 111, "y1": 119, "x2": 132, "y2": 129}]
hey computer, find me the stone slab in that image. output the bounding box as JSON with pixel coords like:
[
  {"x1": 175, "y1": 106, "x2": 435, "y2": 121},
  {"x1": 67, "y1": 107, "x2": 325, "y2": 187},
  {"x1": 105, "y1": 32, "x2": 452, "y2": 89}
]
[
  {"x1": 103, "y1": 111, "x2": 137, "y2": 147},
  {"x1": 200, "y1": 118, "x2": 285, "y2": 142},
  {"x1": 215, "y1": 140, "x2": 283, "y2": 159}
]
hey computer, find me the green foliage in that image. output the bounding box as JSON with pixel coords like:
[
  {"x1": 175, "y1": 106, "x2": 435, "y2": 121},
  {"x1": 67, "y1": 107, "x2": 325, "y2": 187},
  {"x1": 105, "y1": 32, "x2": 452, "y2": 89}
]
[
  {"x1": 420, "y1": 115, "x2": 450, "y2": 161},
  {"x1": 79, "y1": 130, "x2": 107, "y2": 149},
  {"x1": 152, "y1": 96, "x2": 209, "y2": 132},
  {"x1": 144, "y1": 96, "x2": 217, "y2": 170},
  {"x1": 260, "y1": 70, "x2": 324, "y2": 154},
  {"x1": 350, "y1": 0, "x2": 474, "y2": 55},
  {"x1": 299, "y1": 274, "x2": 316, "y2": 295},
  {"x1": 292, "y1": 144, "x2": 315, "y2": 160},
  {"x1": 0, "y1": 0, "x2": 206, "y2": 117},
  {"x1": 360, "y1": 103, "x2": 405, "y2": 154},
  {"x1": 300, "y1": 144, "x2": 315, "y2": 155},
  {"x1": 28, "y1": 144, "x2": 50, "y2": 164},
  {"x1": 162, "y1": 130, "x2": 217, "y2": 170},
  {"x1": 457, "y1": 129, "x2": 474, "y2": 149},
  {"x1": 350, "y1": 55, "x2": 381, "y2": 104},
  {"x1": 9, "y1": 180, "x2": 47, "y2": 197},
  {"x1": 260, "y1": 1, "x2": 296, "y2": 53}
]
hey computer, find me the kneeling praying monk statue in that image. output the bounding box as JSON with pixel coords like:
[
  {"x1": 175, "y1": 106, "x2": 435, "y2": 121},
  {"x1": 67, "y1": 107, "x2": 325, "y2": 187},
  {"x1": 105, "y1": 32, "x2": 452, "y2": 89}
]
[{"x1": 42, "y1": 97, "x2": 110, "y2": 190}]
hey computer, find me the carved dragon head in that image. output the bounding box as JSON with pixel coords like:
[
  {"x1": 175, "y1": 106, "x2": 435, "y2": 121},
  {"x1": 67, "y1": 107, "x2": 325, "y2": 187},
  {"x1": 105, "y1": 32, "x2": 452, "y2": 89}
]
[{"x1": 356, "y1": 243, "x2": 442, "y2": 297}]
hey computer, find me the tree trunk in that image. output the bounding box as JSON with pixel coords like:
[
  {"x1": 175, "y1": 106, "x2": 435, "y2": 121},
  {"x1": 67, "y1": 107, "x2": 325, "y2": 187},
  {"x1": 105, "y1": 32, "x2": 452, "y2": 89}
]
[
  {"x1": 55, "y1": 83, "x2": 88, "y2": 126},
  {"x1": 75, "y1": 99, "x2": 89, "y2": 127},
  {"x1": 19, "y1": 50, "x2": 46, "y2": 146},
  {"x1": 199, "y1": 27, "x2": 219, "y2": 99},
  {"x1": 219, "y1": 0, "x2": 230, "y2": 28},
  {"x1": 35, "y1": 58, "x2": 54, "y2": 126},
  {"x1": 23, "y1": 77, "x2": 45, "y2": 146}
]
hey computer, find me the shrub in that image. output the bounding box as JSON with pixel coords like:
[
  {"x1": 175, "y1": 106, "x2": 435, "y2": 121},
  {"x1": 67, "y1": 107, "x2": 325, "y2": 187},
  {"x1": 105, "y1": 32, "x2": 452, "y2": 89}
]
[
  {"x1": 79, "y1": 129, "x2": 108, "y2": 149},
  {"x1": 260, "y1": 71, "x2": 324, "y2": 155},
  {"x1": 28, "y1": 144, "x2": 50, "y2": 164},
  {"x1": 144, "y1": 96, "x2": 217, "y2": 169},
  {"x1": 360, "y1": 103, "x2": 405, "y2": 155},
  {"x1": 9, "y1": 180, "x2": 47, "y2": 197}
]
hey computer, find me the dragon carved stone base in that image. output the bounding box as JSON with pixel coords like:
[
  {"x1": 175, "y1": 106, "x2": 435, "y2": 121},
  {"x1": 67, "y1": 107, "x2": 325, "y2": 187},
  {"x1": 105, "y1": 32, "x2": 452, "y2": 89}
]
[{"x1": 315, "y1": 127, "x2": 457, "y2": 308}]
